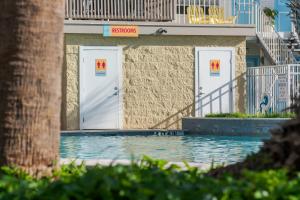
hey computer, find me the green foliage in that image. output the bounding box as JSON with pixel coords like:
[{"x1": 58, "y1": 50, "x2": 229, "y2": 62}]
[
  {"x1": 0, "y1": 158, "x2": 300, "y2": 199},
  {"x1": 205, "y1": 112, "x2": 296, "y2": 119},
  {"x1": 263, "y1": 7, "x2": 278, "y2": 21}
]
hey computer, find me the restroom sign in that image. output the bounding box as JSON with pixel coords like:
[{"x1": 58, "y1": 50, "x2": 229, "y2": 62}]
[
  {"x1": 103, "y1": 25, "x2": 139, "y2": 37},
  {"x1": 95, "y1": 59, "x2": 107, "y2": 76},
  {"x1": 210, "y1": 59, "x2": 220, "y2": 76}
]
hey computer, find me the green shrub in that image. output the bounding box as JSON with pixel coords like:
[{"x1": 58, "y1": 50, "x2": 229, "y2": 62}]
[
  {"x1": 263, "y1": 7, "x2": 278, "y2": 22},
  {"x1": 0, "y1": 157, "x2": 300, "y2": 200},
  {"x1": 205, "y1": 112, "x2": 296, "y2": 119}
]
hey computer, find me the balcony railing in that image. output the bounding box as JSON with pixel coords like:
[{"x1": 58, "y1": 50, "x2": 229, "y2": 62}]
[
  {"x1": 176, "y1": 0, "x2": 256, "y2": 25},
  {"x1": 65, "y1": 0, "x2": 257, "y2": 25},
  {"x1": 65, "y1": 0, "x2": 176, "y2": 21}
]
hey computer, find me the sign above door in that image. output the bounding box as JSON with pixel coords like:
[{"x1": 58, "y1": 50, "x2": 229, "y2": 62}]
[{"x1": 103, "y1": 25, "x2": 139, "y2": 37}]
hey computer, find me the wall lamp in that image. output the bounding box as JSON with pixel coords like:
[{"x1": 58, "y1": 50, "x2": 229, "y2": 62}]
[{"x1": 156, "y1": 28, "x2": 168, "y2": 35}]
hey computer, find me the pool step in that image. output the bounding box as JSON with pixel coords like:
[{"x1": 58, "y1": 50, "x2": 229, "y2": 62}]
[
  {"x1": 154, "y1": 130, "x2": 184, "y2": 136},
  {"x1": 61, "y1": 130, "x2": 186, "y2": 136}
]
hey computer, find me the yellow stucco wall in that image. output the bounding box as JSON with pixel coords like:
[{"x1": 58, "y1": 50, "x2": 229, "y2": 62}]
[{"x1": 62, "y1": 34, "x2": 246, "y2": 130}]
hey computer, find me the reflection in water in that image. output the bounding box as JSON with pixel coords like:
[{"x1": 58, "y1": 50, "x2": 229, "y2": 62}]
[
  {"x1": 60, "y1": 135, "x2": 269, "y2": 165},
  {"x1": 122, "y1": 136, "x2": 193, "y2": 162}
]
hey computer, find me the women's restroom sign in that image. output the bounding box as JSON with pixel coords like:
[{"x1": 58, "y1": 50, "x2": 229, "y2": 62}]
[
  {"x1": 210, "y1": 59, "x2": 220, "y2": 76},
  {"x1": 95, "y1": 59, "x2": 107, "y2": 76}
]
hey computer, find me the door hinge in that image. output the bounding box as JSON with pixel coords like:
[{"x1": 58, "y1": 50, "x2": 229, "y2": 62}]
[{"x1": 83, "y1": 117, "x2": 85, "y2": 123}]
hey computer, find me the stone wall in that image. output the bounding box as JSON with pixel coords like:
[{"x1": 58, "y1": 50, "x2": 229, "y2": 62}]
[{"x1": 63, "y1": 34, "x2": 246, "y2": 130}]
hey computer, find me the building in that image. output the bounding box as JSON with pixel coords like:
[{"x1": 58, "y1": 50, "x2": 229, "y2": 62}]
[{"x1": 61, "y1": 0, "x2": 299, "y2": 130}]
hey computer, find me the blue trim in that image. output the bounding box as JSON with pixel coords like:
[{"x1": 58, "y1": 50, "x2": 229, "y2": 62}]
[
  {"x1": 275, "y1": 0, "x2": 292, "y2": 32},
  {"x1": 246, "y1": 56, "x2": 260, "y2": 67},
  {"x1": 232, "y1": 0, "x2": 260, "y2": 24},
  {"x1": 103, "y1": 24, "x2": 111, "y2": 37}
]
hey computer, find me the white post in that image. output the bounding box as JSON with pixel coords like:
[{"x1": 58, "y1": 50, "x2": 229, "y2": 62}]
[{"x1": 287, "y1": 64, "x2": 291, "y2": 108}]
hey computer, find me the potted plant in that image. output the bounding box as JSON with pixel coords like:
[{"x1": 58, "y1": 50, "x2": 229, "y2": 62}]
[{"x1": 263, "y1": 7, "x2": 278, "y2": 26}]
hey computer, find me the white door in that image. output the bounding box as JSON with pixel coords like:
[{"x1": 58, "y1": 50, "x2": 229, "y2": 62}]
[
  {"x1": 195, "y1": 47, "x2": 235, "y2": 117},
  {"x1": 80, "y1": 46, "x2": 122, "y2": 129}
]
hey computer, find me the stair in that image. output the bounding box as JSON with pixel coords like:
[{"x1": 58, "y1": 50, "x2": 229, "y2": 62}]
[{"x1": 255, "y1": 4, "x2": 298, "y2": 65}]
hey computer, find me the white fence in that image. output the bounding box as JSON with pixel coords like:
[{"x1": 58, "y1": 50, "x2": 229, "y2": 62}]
[{"x1": 247, "y1": 64, "x2": 300, "y2": 114}]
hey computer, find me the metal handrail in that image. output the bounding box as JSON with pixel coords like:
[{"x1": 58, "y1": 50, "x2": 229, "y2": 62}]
[{"x1": 255, "y1": 3, "x2": 298, "y2": 65}]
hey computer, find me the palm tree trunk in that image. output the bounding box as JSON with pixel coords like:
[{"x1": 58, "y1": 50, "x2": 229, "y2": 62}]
[{"x1": 0, "y1": 0, "x2": 64, "y2": 176}]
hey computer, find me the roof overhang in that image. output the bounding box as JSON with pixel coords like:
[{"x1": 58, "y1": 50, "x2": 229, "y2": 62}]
[{"x1": 64, "y1": 20, "x2": 256, "y2": 37}]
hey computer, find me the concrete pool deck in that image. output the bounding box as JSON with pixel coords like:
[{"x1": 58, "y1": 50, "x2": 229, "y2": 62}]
[{"x1": 60, "y1": 159, "x2": 211, "y2": 170}]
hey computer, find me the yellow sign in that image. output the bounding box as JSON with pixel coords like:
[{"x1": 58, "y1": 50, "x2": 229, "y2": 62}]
[
  {"x1": 210, "y1": 59, "x2": 220, "y2": 76},
  {"x1": 103, "y1": 25, "x2": 139, "y2": 37},
  {"x1": 95, "y1": 59, "x2": 107, "y2": 76}
]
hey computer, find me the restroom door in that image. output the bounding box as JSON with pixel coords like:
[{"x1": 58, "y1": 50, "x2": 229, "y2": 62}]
[
  {"x1": 80, "y1": 46, "x2": 122, "y2": 129},
  {"x1": 195, "y1": 48, "x2": 235, "y2": 117}
]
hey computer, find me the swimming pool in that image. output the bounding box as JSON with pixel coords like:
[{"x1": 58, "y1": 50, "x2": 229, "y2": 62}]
[{"x1": 60, "y1": 134, "x2": 269, "y2": 165}]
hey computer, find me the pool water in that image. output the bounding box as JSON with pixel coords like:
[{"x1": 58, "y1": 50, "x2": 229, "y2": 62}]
[{"x1": 60, "y1": 135, "x2": 269, "y2": 165}]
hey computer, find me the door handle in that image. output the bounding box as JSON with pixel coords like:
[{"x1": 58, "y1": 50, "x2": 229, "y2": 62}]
[
  {"x1": 113, "y1": 87, "x2": 119, "y2": 96},
  {"x1": 198, "y1": 87, "x2": 205, "y2": 95}
]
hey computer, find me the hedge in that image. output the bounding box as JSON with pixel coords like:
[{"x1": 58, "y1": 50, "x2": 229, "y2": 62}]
[
  {"x1": 0, "y1": 157, "x2": 300, "y2": 200},
  {"x1": 205, "y1": 112, "x2": 296, "y2": 119}
]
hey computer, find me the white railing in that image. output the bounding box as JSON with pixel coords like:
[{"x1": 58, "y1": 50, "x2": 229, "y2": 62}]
[
  {"x1": 174, "y1": 0, "x2": 256, "y2": 25},
  {"x1": 247, "y1": 64, "x2": 300, "y2": 114},
  {"x1": 255, "y1": 5, "x2": 298, "y2": 65},
  {"x1": 65, "y1": 0, "x2": 257, "y2": 25},
  {"x1": 65, "y1": 0, "x2": 176, "y2": 21}
]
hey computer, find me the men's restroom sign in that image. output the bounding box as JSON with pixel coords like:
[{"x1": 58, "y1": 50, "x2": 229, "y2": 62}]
[
  {"x1": 210, "y1": 59, "x2": 220, "y2": 76},
  {"x1": 95, "y1": 59, "x2": 107, "y2": 76}
]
